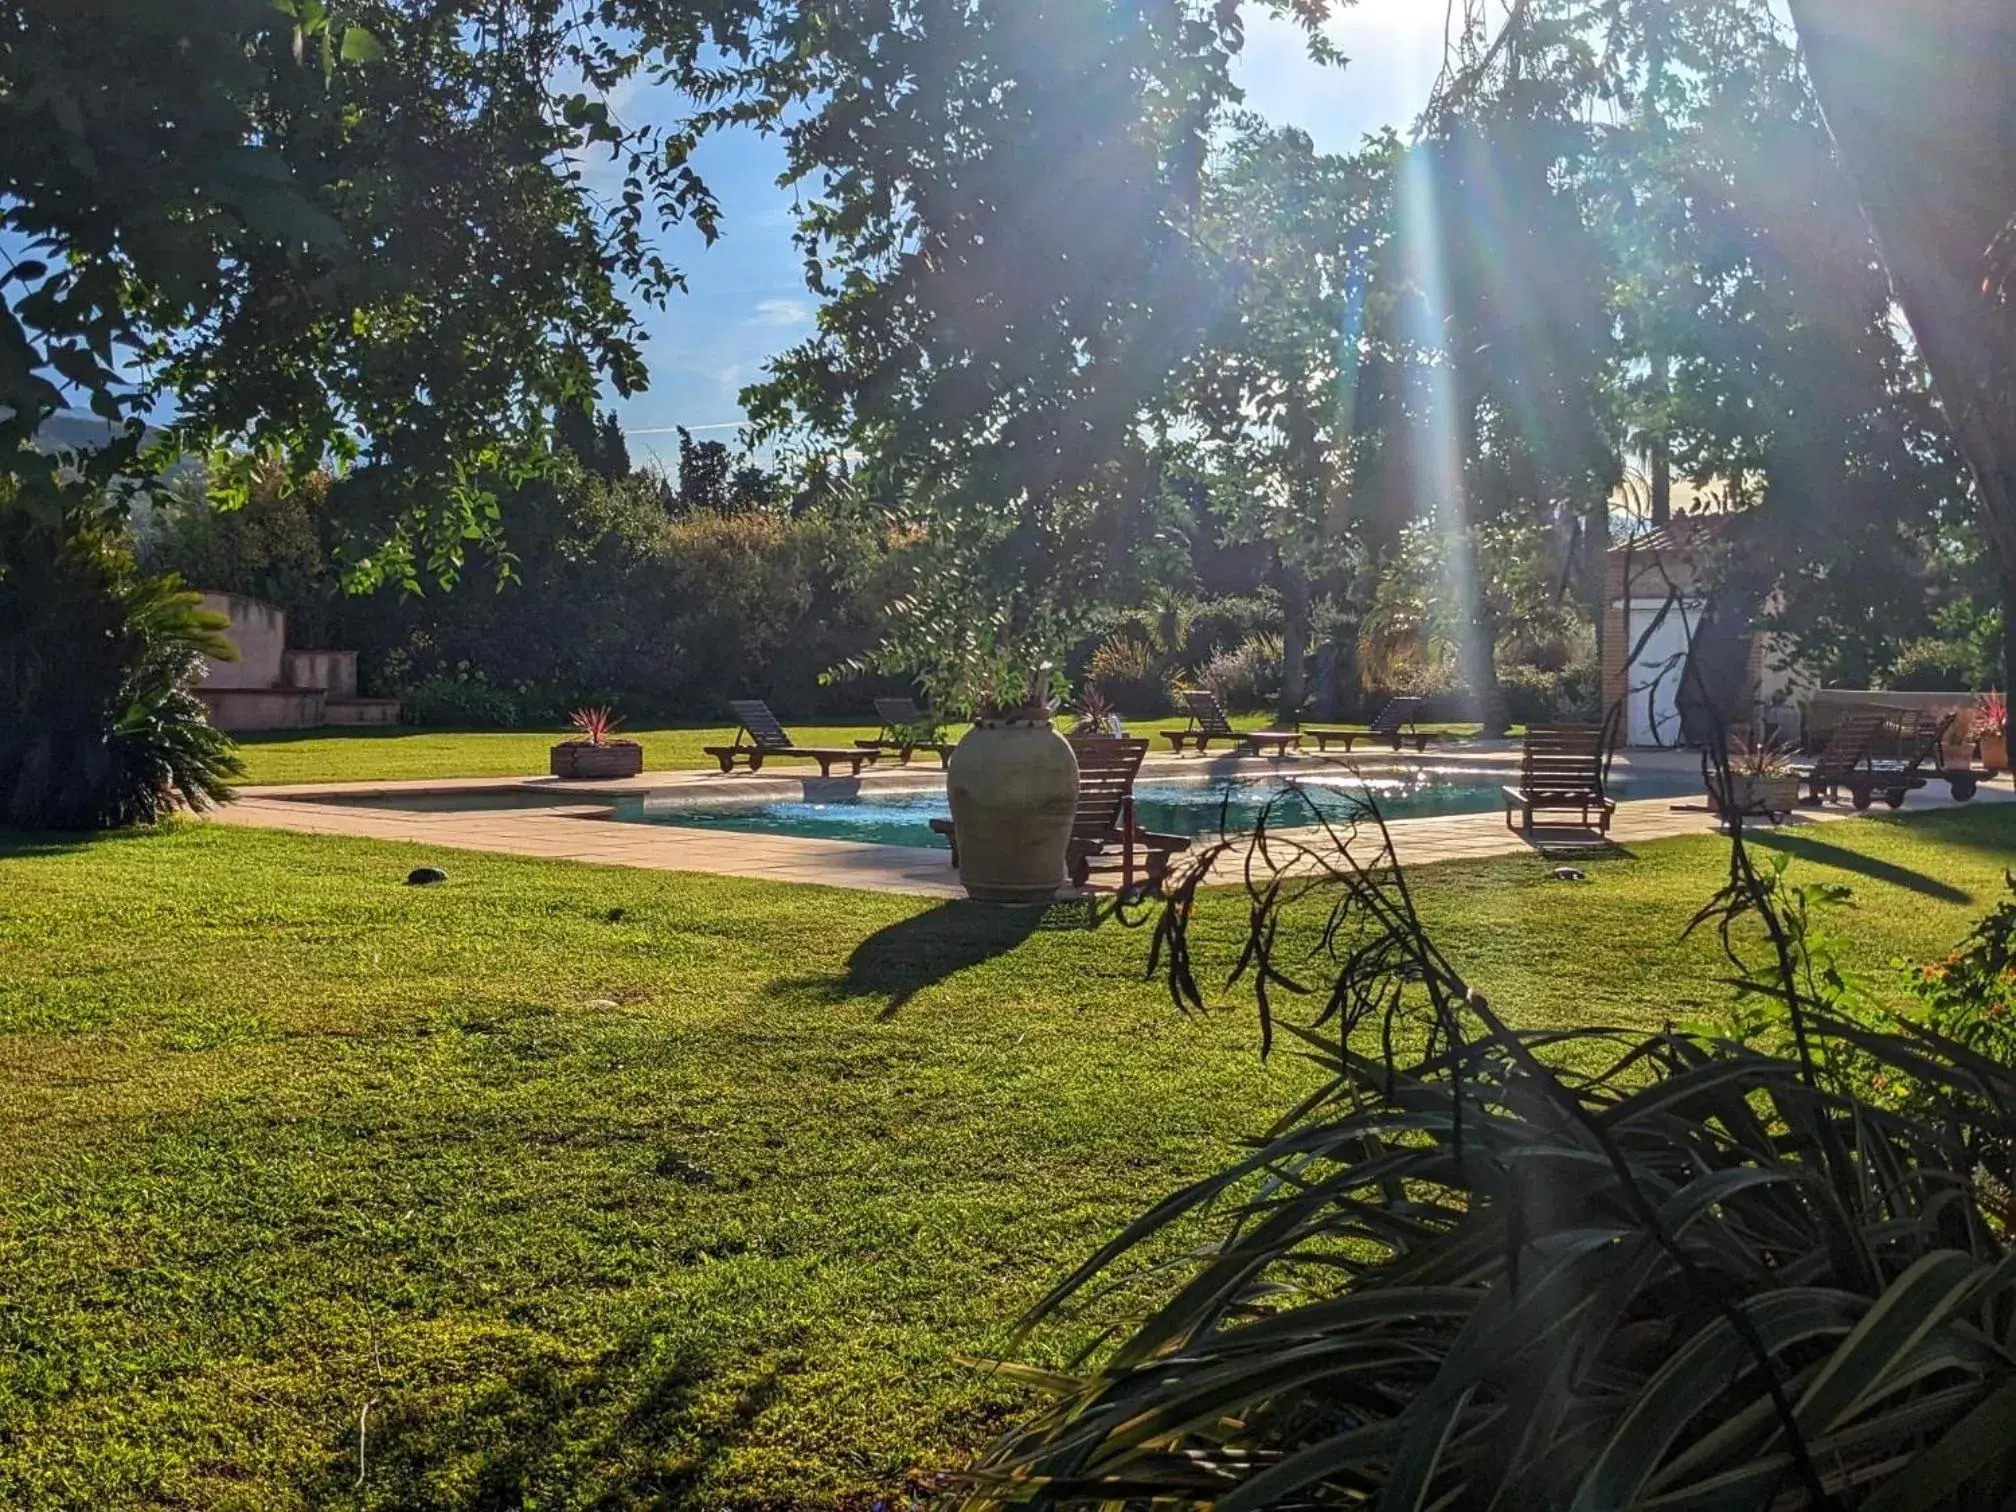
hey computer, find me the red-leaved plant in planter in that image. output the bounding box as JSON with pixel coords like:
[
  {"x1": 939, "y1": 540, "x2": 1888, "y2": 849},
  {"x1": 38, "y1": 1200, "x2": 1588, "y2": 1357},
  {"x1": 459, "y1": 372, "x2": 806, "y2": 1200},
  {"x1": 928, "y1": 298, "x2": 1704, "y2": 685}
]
[
  {"x1": 551, "y1": 705, "x2": 641, "y2": 778},
  {"x1": 568, "y1": 706, "x2": 624, "y2": 746},
  {"x1": 1977, "y1": 691, "x2": 2008, "y2": 739}
]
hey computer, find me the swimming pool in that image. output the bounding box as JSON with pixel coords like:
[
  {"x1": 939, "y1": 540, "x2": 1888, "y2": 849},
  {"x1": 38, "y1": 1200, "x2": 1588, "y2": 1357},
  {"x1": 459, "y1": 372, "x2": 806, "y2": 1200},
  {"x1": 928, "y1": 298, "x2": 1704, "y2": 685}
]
[{"x1": 611, "y1": 769, "x2": 1696, "y2": 850}]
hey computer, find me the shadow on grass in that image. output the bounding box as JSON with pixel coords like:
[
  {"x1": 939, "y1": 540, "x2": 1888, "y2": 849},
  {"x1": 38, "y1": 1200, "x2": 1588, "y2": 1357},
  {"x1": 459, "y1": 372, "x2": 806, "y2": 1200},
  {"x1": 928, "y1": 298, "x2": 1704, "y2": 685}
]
[
  {"x1": 1511, "y1": 827, "x2": 1639, "y2": 862},
  {"x1": 341, "y1": 1333, "x2": 792, "y2": 1511},
  {"x1": 0, "y1": 824, "x2": 168, "y2": 859},
  {"x1": 776, "y1": 899, "x2": 1089, "y2": 1017},
  {"x1": 1749, "y1": 828, "x2": 1973, "y2": 904},
  {"x1": 1875, "y1": 802, "x2": 2016, "y2": 860}
]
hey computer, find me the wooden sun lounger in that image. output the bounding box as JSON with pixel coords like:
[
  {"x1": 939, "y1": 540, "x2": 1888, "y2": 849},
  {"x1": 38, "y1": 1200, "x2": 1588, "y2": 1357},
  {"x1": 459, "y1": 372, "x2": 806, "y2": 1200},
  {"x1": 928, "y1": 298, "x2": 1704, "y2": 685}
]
[
  {"x1": 854, "y1": 697, "x2": 957, "y2": 767},
  {"x1": 1164, "y1": 689, "x2": 1300, "y2": 758},
  {"x1": 704, "y1": 699, "x2": 881, "y2": 778},
  {"x1": 1796, "y1": 709, "x2": 1950, "y2": 809},
  {"x1": 1307, "y1": 696, "x2": 1444, "y2": 753},
  {"x1": 1503, "y1": 723, "x2": 1616, "y2": 833},
  {"x1": 931, "y1": 736, "x2": 1191, "y2": 895},
  {"x1": 1930, "y1": 714, "x2": 1988, "y2": 802}
]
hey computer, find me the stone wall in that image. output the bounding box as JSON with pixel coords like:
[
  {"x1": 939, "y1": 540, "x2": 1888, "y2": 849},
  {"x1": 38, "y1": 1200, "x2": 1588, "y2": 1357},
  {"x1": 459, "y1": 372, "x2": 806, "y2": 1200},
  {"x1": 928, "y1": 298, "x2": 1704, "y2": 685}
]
[
  {"x1": 283, "y1": 649, "x2": 357, "y2": 698},
  {"x1": 199, "y1": 592, "x2": 287, "y2": 690},
  {"x1": 196, "y1": 593, "x2": 397, "y2": 731}
]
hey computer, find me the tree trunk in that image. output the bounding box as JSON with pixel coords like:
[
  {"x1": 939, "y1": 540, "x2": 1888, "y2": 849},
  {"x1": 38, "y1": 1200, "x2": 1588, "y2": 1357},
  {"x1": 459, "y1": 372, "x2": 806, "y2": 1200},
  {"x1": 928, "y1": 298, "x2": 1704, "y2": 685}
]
[
  {"x1": 1787, "y1": 0, "x2": 2016, "y2": 687},
  {"x1": 1277, "y1": 564, "x2": 1310, "y2": 725},
  {"x1": 2004, "y1": 570, "x2": 2016, "y2": 692},
  {"x1": 1650, "y1": 433, "x2": 1672, "y2": 529},
  {"x1": 1470, "y1": 610, "x2": 1508, "y2": 736}
]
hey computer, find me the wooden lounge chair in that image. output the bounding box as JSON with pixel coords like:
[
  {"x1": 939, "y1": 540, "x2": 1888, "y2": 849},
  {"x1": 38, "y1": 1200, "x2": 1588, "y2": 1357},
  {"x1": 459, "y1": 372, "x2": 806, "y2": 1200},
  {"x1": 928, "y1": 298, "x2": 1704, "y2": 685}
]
[
  {"x1": 931, "y1": 736, "x2": 1192, "y2": 895},
  {"x1": 1797, "y1": 708, "x2": 1945, "y2": 809},
  {"x1": 1164, "y1": 689, "x2": 1300, "y2": 758},
  {"x1": 855, "y1": 697, "x2": 957, "y2": 767},
  {"x1": 704, "y1": 700, "x2": 881, "y2": 778},
  {"x1": 1307, "y1": 696, "x2": 1444, "y2": 754},
  {"x1": 1797, "y1": 711, "x2": 1891, "y2": 807},
  {"x1": 1931, "y1": 713, "x2": 1988, "y2": 802},
  {"x1": 1503, "y1": 723, "x2": 1616, "y2": 833}
]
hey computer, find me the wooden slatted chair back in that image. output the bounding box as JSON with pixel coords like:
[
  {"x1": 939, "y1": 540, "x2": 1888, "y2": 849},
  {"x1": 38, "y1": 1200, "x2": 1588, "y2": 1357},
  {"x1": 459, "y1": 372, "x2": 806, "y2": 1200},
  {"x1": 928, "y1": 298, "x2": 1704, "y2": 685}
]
[
  {"x1": 1897, "y1": 709, "x2": 1955, "y2": 759},
  {"x1": 1067, "y1": 737, "x2": 1149, "y2": 851},
  {"x1": 874, "y1": 697, "x2": 925, "y2": 728},
  {"x1": 1871, "y1": 709, "x2": 1956, "y2": 774},
  {"x1": 728, "y1": 700, "x2": 794, "y2": 750},
  {"x1": 1371, "y1": 696, "x2": 1425, "y2": 735},
  {"x1": 1809, "y1": 711, "x2": 1893, "y2": 778},
  {"x1": 1183, "y1": 689, "x2": 1237, "y2": 737},
  {"x1": 1520, "y1": 724, "x2": 1609, "y2": 798}
]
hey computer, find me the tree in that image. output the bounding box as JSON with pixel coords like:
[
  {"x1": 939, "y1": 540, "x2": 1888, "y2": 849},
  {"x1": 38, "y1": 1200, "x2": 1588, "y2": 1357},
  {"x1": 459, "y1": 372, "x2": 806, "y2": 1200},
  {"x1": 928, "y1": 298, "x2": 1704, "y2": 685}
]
[
  {"x1": 743, "y1": 1, "x2": 1338, "y2": 685},
  {"x1": 1433, "y1": 0, "x2": 1978, "y2": 706},
  {"x1": 676, "y1": 428, "x2": 733, "y2": 515},
  {"x1": 1, "y1": 0, "x2": 760, "y2": 570},
  {"x1": 1168, "y1": 123, "x2": 1397, "y2": 722},
  {"x1": 1400, "y1": 106, "x2": 1618, "y2": 730},
  {"x1": 1785, "y1": 0, "x2": 2016, "y2": 690},
  {"x1": 555, "y1": 405, "x2": 633, "y2": 485},
  {"x1": 594, "y1": 414, "x2": 633, "y2": 485}
]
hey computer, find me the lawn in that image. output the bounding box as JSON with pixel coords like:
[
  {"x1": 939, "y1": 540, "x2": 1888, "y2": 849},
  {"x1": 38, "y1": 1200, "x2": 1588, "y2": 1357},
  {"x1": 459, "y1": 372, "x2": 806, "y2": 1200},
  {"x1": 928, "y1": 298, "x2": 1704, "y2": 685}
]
[
  {"x1": 231, "y1": 718, "x2": 1496, "y2": 786},
  {"x1": 0, "y1": 807, "x2": 2009, "y2": 1509}
]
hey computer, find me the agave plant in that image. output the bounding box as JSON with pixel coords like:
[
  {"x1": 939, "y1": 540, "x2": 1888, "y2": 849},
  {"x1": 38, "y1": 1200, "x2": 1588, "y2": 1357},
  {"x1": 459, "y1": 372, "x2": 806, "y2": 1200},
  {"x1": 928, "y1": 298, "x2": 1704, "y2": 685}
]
[
  {"x1": 1071, "y1": 683, "x2": 1118, "y2": 738},
  {"x1": 1728, "y1": 736, "x2": 1797, "y2": 778},
  {"x1": 952, "y1": 791, "x2": 2016, "y2": 1509},
  {"x1": 0, "y1": 515, "x2": 241, "y2": 829},
  {"x1": 567, "y1": 705, "x2": 624, "y2": 746}
]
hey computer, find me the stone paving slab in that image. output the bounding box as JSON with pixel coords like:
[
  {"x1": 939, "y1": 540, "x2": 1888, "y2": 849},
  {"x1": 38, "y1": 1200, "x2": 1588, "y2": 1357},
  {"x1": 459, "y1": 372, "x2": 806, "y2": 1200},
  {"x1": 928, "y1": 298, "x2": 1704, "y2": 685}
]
[{"x1": 210, "y1": 755, "x2": 2013, "y2": 898}]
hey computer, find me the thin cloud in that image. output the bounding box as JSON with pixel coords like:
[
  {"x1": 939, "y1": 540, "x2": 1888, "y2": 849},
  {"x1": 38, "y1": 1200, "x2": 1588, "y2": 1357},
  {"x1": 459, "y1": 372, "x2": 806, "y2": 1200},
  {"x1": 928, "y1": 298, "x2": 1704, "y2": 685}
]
[{"x1": 750, "y1": 298, "x2": 812, "y2": 328}]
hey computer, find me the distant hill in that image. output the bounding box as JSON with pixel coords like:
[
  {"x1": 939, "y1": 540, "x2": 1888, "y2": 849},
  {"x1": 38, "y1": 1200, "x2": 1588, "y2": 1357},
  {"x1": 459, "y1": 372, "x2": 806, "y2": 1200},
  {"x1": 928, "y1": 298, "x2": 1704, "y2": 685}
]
[{"x1": 33, "y1": 409, "x2": 167, "y2": 456}]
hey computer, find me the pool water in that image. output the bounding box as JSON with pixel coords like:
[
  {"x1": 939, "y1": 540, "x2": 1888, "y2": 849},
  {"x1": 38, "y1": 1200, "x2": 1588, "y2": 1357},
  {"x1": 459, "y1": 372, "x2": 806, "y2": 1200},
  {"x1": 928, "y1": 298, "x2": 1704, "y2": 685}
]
[{"x1": 613, "y1": 770, "x2": 1695, "y2": 850}]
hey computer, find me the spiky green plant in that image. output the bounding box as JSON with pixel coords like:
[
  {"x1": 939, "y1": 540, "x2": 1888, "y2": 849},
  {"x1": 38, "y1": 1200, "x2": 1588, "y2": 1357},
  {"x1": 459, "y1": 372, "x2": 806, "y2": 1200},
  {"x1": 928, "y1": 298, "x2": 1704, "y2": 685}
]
[
  {"x1": 952, "y1": 794, "x2": 2016, "y2": 1510},
  {"x1": 0, "y1": 512, "x2": 242, "y2": 829}
]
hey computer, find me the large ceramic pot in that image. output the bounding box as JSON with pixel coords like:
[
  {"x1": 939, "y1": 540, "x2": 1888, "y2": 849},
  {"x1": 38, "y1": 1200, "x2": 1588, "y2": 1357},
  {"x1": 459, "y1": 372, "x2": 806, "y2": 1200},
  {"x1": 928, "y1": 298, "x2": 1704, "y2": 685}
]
[
  {"x1": 1981, "y1": 731, "x2": 2009, "y2": 774},
  {"x1": 550, "y1": 740, "x2": 644, "y2": 779},
  {"x1": 946, "y1": 716, "x2": 1079, "y2": 903}
]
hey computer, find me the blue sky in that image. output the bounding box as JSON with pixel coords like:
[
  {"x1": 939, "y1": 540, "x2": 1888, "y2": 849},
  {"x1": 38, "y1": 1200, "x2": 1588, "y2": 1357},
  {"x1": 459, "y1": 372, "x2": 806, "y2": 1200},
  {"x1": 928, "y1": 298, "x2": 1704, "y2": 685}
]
[{"x1": 610, "y1": 2, "x2": 1448, "y2": 472}]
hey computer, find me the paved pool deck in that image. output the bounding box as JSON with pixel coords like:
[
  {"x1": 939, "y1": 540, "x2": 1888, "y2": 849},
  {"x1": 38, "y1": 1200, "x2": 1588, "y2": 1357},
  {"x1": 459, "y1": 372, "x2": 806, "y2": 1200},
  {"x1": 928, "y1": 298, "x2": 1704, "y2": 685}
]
[{"x1": 209, "y1": 745, "x2": 2016, "y2": 898}]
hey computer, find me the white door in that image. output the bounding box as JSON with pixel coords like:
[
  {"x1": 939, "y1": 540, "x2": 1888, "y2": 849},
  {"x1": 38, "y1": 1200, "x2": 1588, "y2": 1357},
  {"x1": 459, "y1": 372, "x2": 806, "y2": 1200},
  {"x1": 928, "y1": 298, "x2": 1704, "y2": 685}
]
[{"x1": 1626, "y1": 603, "x2": 1698, "y2": 747}]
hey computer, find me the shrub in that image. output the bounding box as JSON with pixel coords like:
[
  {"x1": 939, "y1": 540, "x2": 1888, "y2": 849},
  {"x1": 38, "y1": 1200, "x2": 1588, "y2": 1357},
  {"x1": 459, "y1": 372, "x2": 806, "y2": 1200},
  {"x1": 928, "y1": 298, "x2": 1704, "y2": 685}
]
[
  {"x1": 138, "y1": 462, "x2": 342, "y2": 646},
  {"x1": 0, "y1": 516, "x2": 241, "y2": 829},
  {"x1": 1085, "y1": 635, "x2": 1175, "y2": 717},
  {"x1": 1904, "y1": 873, "x2": 2016, "y2": 1066},
  {"x1": 1497, "y1": 661, "x2": 1601, "y2": 725},
  {"x1": 396, "y1": 670, "x2": 523, "y2": 729},
  {"x1": 1191, "y1": 633, "x2": 1281, "y2": 714},
  {"x1": 957, "y1": 807, "x2": 2016, "y2": 1509},
  {"x1": 341, "y1": 475, "x2": 888, "y2": 721},
  {"x1": 1181, "y1": 594, "x2": 1279, "y2": 668},
  {"x1": 1885, "y1": 636, "x2": 1984, "y2": 691}
]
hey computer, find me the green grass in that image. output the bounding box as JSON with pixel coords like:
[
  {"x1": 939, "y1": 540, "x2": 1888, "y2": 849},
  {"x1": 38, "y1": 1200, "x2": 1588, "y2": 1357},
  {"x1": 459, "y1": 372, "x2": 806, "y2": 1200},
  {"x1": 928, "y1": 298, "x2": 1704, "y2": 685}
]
[
  {"x1": 1, "y1": 807, "x2": 2008, "y2": 1508},
  {"x1": 231, "y1": 718, "x2": 1497, "y2": 786}
]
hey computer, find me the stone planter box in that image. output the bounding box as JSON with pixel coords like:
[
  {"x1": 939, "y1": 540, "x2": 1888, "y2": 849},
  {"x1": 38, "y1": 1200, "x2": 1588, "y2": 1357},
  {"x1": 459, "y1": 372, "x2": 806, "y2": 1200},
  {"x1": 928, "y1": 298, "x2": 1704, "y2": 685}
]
[
  {"x1": 1708, "y1": 771, "x2": 1801, "y2": 817},
  {"x1": 550, "y1": 741, "x2": 644, "y2": 780},
  {"x1": 1980, "y1": 732, "x2": 2009, "y2": 774}
]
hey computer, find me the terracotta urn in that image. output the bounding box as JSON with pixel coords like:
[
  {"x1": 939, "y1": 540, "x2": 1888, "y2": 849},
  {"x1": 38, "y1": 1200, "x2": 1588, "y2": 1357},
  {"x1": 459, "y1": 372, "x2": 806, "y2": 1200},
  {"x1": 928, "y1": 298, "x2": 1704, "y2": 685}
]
[
  {"x1": 945, "y1": 715, "x2": 1079, "y2": 902},
  {"x1": 550, "y1": 740, "x2": 644, "y2": 779}
]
